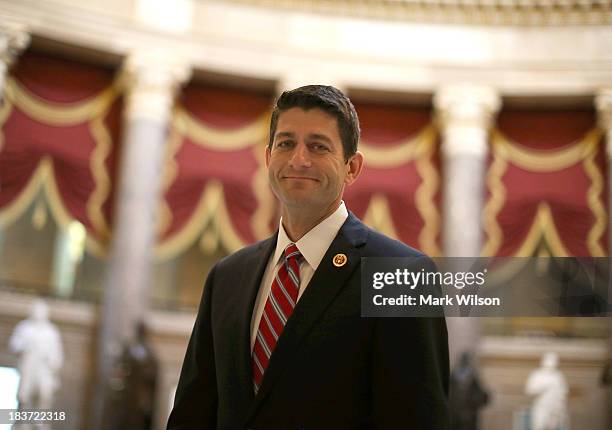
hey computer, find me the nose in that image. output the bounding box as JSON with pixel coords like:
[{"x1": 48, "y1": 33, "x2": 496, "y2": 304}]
[{"x1": 288, "y1": 142, "x2": 311, "y2": 169}]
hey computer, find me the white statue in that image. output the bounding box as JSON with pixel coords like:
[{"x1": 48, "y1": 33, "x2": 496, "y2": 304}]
[
  {"x1": 8, "y1": 300, "x2": 64, "y2": 409},
  {"x1": 525, "y1": 352, "x2": 569, "y2": 430}
]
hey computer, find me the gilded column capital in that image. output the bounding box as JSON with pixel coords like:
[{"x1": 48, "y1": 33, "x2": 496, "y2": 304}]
[
  {"x1": 434, "y1": 84, "x2": 501, "y2": 159},
  {"x1": 120, "y1": 50, "x2": 191, "y2": 122},
  {"x1": 0, "y1": 22, "x2": 29, "y2": 98},
  {"x1": 595, "y1": 88, "x2": 612, "y2": 161},
  {"x1": 0, "y1": 21, "x2": 30, "y2": 67}
]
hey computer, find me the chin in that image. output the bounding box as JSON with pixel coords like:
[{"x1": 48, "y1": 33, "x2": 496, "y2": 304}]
[
  {"x1": 280, "y1": 195, "x2": 318, "y2": 209},
  {"x1": 283, "y1": 197, "x2": 314, "y2": 207},
  {"x1": 280, "y1": 187, "x2": 315, "y2": 199}
]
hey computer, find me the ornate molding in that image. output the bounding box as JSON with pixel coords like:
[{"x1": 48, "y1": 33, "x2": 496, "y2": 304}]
[
  {"x1": 120, "y1": 50, "x2": 191, "y2": 122},
  {"x1": 227, "y1": 0, "x2": 612, "y2": 26},
  {"x1": 0, "y1": 21, "x2": 29, "y2": 97},
  {"x1": 0, "y1": 21, "x2": 29, "y2": 67},
  {"x1": 434, "y1": 84, "x2": 501, "y2": 158},
  {"x1": 595, "y1": 88, "x2": 612, "y2": 159},
  {"x1": 2, "y1": 0, "x2": 612, "y2": 96}
]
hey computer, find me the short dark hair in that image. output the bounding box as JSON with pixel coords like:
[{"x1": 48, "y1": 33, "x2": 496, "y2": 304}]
[{"x1": 268, "y1": 85, "x2": 360, "y2": 161}]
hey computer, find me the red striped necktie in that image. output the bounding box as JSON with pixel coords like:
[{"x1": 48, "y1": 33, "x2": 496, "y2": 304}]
[{"x1": 252, "y1": 243, "x2": 302, "y2": 393}]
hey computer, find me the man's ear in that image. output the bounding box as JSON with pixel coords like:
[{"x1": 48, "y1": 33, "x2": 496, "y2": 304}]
[
  {"x1": 265, "y1": 145, "x2": 271, "y2": 168},
  {"x1": 345, "y1": 151, "x2": 364, "y2": 186}
]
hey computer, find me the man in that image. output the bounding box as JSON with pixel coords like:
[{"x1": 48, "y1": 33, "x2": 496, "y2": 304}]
[{"x1": 168, "y1": 85, "x2": 449, "y2": 430}]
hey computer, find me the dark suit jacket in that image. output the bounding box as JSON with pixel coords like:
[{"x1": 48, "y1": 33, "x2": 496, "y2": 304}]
[{"x1": 168, "y1": 213, "x2": 449, "y2": 430}]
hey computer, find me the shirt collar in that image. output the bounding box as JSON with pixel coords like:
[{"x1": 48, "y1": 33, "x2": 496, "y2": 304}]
[{"x1": 274, "y1": 201, "x2": 349, "y2": 271}]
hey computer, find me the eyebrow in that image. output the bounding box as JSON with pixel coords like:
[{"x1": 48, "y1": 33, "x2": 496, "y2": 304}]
[
  {"x1": 274, "y1": 131, "x2": 295, "y2": 140},
  {"x1": 308, "y1": 133, "x2": 333, "y2": 144},
  {"x1": 274, "y1": 131, "x2": 333, "y2": 143}
]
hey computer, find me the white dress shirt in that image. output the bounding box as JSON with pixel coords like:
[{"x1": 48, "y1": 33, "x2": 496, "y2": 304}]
[{"x1": 249, "y1": 202, "x2": 349, "y2": 350}]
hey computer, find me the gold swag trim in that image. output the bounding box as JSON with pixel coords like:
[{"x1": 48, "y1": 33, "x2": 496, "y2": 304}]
[
  {"x1": 156, "y1": 113, "x2": 274, "y2": 257},
  {"x1": 154, "y1": 180, "x2": 246, "y2": 260},
  {"x1": 482, "y1": 127, "x2": 603, "y2": 257},
  {"x1": 251, "y1": 144, "x2": 276, "y2": 241},
  {"x1": 87, "y1": 116, "x2": 113, "y2": 239},
  {"x1": 5, "y1": 77, "x2": 118, "y2": 126},
  {"x1": 173, "y1": 107, "x2": 271, "y2": 151},
  {"x1": 513, "y1": 203, "x2": 570, "y2": 257},
  {"x1": 174, "y1": 105, "x2": 436, "y2": 165},
  {"x1": 156, "y1": 127, "x2": 185, "y2": 238},
  {"x1": 481, "y1": 147, "x2": 509, "y2": 257},
  {"x1": 0, "y1": 157, "x2": 51, "y2": 230},
  {"x1": 0, "y1": 157, "x2": 106, "y2": 257},
  {"x1": 363, "y1": 194, "x2": 400, "y2": 240},
  {"x1": 360, "y1": 124, "x2": 441, "y2": 254},
  {"x1": 157, "y1": 115, "x2": 440, "y2": 258},
  {"x1": 483, "y1": 202, "x2": 570, "y2": 264},
  {"x1": 0, "y1": 96, "x2": 13, "y2": 153},
  {"x1": 359, "y1": 124, "x2": 441, "y2": 254},
  {"x1": 583, "y1": 133, "x2": 606, "y2": 256},
  {"x1": 414, "y1": 131, "x2": 442, "y2": 256},
  {"x1": 154, "y1": 180, "x2": 220, "y2": 260},
  {"x1": 361, "y1": 125, "x2": 436, "y2": 168},
  {"x1": 1, "y1": 77, "x2": 119, "y2": 251},
  {"x1": 491, "y1": 128, "x2": 601, "y2": 172}
]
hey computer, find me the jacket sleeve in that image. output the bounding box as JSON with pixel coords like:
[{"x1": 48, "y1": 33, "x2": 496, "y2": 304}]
[
  {"x1": 167, "y1": 264, "x2": 219, "y2": 430},
  {"x1": 370, "y1": 256, "x2": 450, "y2": 429},
  {"x1": 371, "y1": 316, "x2": 449, "y2": 429}
]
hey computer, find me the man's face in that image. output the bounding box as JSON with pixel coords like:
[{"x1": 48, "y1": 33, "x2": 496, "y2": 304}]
[{"x1": 266, "y1": 107, "x2": 362, "y2": 215}]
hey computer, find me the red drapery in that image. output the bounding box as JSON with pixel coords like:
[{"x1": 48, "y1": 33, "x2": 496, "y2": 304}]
[
  {"x1": 483, "y1": 109, "x2": 607, "y2": 257},
  {"x1": 347, "y1": 101, "x2": 441, "y2": 255},
  {"x1": 3, "y1": 52, "x2": 603, "y2": 260},
  {"x1": 155, "y1": 83, "x2": 273, "y2": 259},
  {"x1": 0, "y1": 51, "x2": 122, "y2": 255},
  {"x1": 155, "y1": 88, "x2": 442, "y2": 259}
]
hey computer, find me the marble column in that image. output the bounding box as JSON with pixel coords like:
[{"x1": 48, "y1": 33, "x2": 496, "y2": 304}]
[
  {"x1": 0, "y1": 22, "x2": 29, "y2": 98},
  {"x1": 596, "y1": 89, "x2": 612, "y2": 314},
  {"x1": 434, "y1": 84, "x2": 501, "y2": 368},
  {"x1": 0, "y1": 22, "x2": 28, "y2": 249},
  {"x1": 596, "y1": 88, "x2": 612, "y2": 257},
  {"x1": 597, "y1": 89, "x2": 612, "y2": 311},
  {"x1": 595, "y1": 88, "x2": 612, "y2": 428},
  {"x1": 90, "y1": 51, "x2": 190, "y2": 430}
]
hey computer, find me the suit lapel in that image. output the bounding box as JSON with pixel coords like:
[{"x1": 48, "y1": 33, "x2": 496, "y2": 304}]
[
  {"x1": 245, "y1": 213, "x2": 368, "y2": 423},
  {"x1": 235, "y1": 234, "x2": 277, "y2": 408}
]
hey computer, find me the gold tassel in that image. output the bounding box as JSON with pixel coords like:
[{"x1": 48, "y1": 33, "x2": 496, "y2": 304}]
[
  {"x1": 199, "y1": 225, "x2": 219, "y2": 255},
  {"x1": 32, "y1": 198, "x2": 47, "y2": 230}
]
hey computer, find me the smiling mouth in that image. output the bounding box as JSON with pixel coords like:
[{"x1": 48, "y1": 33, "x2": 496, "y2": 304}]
[{"x1": 282, "y1": 176, "x2": 319, "y2": 181}]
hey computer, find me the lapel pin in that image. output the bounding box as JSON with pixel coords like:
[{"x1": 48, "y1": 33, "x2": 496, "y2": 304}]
[{"x1": 332, "y1": 253, "x2": 347, "y2": 267}]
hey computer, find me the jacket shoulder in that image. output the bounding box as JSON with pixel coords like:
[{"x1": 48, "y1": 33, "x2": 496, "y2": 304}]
[
  {"x1": 214, "y1": 237, "x2": 274, "y2": 272},
  {"x1": 362, "y1": 228, "x2": 427, "y2": 259}
]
